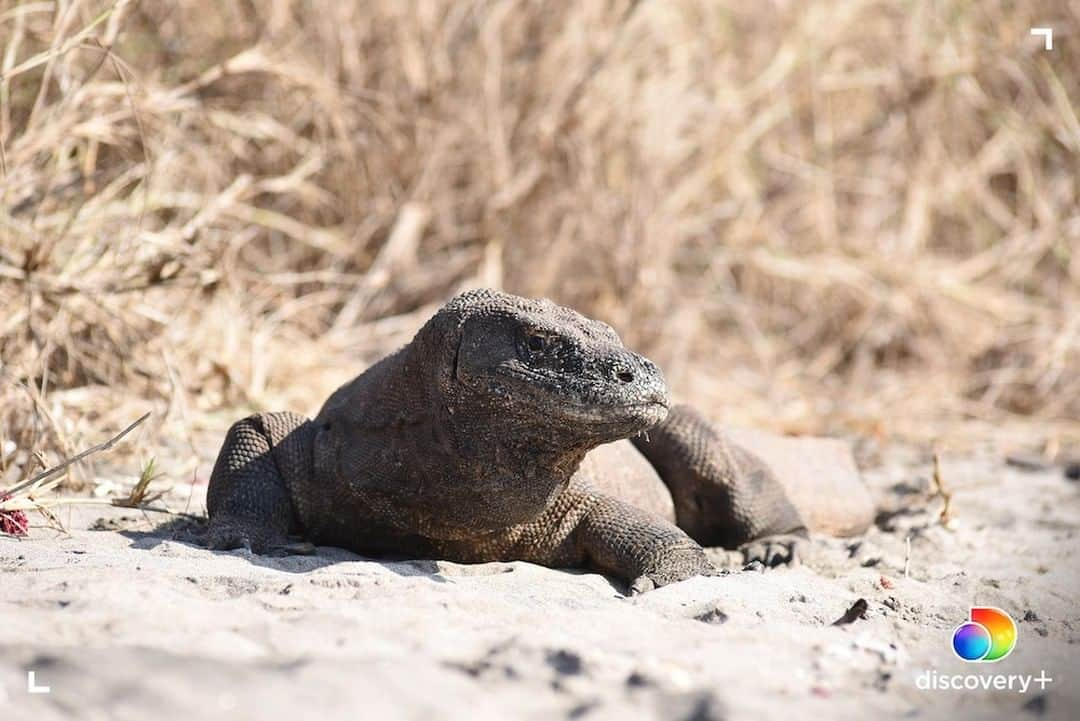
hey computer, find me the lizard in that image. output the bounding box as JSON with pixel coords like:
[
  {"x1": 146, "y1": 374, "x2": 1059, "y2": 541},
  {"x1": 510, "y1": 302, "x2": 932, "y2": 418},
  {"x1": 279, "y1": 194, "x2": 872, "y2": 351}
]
[{"x1": 206, "y1": 288, "x2": 871, "y2": 592}]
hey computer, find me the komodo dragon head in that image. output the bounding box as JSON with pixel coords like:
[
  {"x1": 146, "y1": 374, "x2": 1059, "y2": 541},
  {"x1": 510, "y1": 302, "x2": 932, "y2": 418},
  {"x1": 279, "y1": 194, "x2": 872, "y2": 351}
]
[{"x1": 420, "y1": 288, "x2": 670, "y2": 450}]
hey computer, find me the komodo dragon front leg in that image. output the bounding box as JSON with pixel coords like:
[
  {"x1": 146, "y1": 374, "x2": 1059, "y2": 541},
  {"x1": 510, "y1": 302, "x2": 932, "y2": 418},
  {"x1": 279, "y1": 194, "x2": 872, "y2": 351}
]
[
  {"x1": 486, "y1": 482, "x2": 722, "y2": 594},
  {"x1": 205, "y1": 411, "x2": 316, "y2": 554},
  {"x1": 631, "y1": 404, "x2": 807, "y2": 568},
  {"x1": 569, "y1": 493, "x2": 722, "y2": 594}
]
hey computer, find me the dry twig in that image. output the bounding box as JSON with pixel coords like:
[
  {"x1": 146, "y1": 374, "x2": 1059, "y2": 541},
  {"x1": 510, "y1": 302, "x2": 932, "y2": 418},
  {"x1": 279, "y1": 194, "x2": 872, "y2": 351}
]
[{"x1": 931, "y1": 454, "x2": 953, "y2": 526}]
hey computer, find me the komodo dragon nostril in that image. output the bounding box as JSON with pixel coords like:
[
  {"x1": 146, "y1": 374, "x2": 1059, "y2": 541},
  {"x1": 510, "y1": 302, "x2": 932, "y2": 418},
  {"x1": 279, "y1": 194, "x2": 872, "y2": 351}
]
[{"x1": 616, "y1": 370, "x2": 634, "y2": 383}]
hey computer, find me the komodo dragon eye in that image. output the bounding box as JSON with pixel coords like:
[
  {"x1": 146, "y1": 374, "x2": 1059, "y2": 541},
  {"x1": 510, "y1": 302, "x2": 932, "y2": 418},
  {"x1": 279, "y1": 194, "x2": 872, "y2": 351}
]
[{"x1": 527, "y1": 335, "x2": 546, "y2": 352}]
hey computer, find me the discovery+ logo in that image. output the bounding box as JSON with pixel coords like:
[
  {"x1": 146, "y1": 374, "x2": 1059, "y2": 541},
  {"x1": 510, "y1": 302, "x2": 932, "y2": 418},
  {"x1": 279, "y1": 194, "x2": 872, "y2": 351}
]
[
  {"x1": 916, "y1": 607, "x2": 1054, "y2": 694},
  {"x1": 952, "y1": 606, "x2": 1016, "y2": 662}
]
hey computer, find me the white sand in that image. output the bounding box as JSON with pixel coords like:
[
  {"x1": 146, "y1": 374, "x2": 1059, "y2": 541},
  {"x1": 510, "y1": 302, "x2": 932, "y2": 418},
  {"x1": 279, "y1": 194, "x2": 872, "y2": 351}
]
[{"x1": 1, "y1": 449, "x2": 1077, "y2": 721}]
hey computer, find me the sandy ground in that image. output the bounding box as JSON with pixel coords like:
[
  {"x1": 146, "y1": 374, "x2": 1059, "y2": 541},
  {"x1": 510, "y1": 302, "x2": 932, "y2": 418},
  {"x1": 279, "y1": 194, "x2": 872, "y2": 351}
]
[{"x1": 1, "y1": 444, "x2": 1077, "y2": 721}]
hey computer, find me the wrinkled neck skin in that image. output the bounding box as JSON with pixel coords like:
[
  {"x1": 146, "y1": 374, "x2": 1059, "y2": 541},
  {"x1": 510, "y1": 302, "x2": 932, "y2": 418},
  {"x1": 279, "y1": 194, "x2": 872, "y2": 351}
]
[{"x1": 437, "y1": 399, "x2": 593, "y2": 484}]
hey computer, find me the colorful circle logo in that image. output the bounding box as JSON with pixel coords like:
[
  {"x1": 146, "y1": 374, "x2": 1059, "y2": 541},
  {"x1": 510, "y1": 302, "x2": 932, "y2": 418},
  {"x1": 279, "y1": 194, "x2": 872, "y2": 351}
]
[{"x1": 952, "y1": 607, "x2": 1017, "y2": 662}]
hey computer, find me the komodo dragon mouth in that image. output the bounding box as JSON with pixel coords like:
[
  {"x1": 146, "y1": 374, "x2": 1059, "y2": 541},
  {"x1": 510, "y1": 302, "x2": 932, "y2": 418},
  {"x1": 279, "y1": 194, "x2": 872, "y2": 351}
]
[{"x1": 489, "y1": 363, "x2": 669, "y2": 426}]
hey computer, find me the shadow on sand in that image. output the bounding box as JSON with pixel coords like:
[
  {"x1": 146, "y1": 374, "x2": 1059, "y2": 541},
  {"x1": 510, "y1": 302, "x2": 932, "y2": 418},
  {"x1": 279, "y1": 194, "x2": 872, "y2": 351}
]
[{"x1": 120, "y1": 516, "x2": 450, "y2": 583}]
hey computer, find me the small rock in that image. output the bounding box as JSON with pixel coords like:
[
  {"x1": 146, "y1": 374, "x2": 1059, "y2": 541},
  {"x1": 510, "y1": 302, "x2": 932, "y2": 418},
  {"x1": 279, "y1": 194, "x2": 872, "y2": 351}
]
[
  {"x1": 693, "y1": 607, "x2": 728, "y2": 625},
  {"x1": 832, "y1": 598, "x2": 869, "y2": 626},
  {"x1": 545, "y1": 649, "x2": 584, "y2": 676}
]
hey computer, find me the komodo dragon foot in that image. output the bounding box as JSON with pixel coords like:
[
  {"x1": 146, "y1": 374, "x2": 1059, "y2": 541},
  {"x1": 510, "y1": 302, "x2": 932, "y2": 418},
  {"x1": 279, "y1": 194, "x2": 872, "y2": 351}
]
[{"x1": 739, "y1": 532, "x2": 805, "y2": 570}]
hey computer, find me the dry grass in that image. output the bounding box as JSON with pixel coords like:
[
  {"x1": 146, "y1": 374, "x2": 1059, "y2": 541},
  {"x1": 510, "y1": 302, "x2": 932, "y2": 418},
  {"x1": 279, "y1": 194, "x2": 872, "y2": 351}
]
[{"x1": 1, "y1": 0, "x2": 1078, "y2": 495}]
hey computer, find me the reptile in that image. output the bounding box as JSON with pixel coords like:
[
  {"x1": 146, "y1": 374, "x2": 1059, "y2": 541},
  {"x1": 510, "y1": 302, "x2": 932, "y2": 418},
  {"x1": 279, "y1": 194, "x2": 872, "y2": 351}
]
[{"x1": 206, "y1": 289, "x2": 872, "y2": 592}]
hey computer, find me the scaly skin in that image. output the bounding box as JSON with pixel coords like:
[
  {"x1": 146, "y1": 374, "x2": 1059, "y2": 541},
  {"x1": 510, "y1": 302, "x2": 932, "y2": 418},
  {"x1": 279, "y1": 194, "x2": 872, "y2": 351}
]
[{"x1": 206, "y1": 289, "x2": 807, "y2": 591}]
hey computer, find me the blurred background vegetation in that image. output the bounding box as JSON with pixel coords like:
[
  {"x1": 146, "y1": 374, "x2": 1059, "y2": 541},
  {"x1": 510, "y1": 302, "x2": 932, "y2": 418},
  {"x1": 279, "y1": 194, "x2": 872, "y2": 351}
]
[{"x1": 1, "y1": 0, "x2": 1078, "y2": 488}]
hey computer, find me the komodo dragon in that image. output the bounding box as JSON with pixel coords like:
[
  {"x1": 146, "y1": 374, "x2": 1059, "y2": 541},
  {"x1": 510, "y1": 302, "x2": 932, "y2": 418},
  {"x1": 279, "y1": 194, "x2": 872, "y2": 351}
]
[{"x1": 207, "y1": 289, "x2": 872, "y2": 592}]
